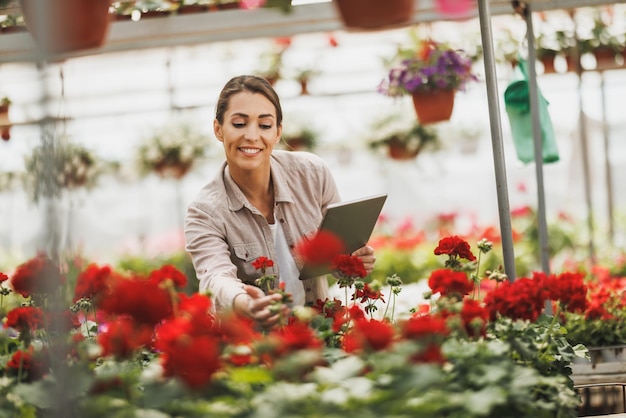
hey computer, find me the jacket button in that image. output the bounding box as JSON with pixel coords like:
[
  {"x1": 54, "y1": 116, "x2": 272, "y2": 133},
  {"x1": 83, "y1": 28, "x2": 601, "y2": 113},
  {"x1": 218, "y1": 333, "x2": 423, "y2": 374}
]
[{"x1": 279, "y1": 218, "x2": 285, "y2": 223}]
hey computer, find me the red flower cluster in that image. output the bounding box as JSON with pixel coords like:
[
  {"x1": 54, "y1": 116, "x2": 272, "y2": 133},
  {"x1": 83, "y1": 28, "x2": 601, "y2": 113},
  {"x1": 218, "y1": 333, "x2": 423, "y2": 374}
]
[
  {"x1": 352, "y1": 283, "x2": 385, "y2": 304},
  {"x1": 343, "y1": 317, "x2": 395, "y2": 353},
  {"x1": 252, "y1": 256, "x2": 274, "y2": 271},
  {"x1": 333, "y1": 254, "x2": 367, "y2": 279},
  {"x1": 6, "y1": 348, "x2": 50, "y2": 382},
  {"x1": 400, "y1": 314, "x2": 449, "y2": 364},
  {"x1": 295, "y1": 230, "x2": 346, "y2": 266},
  {"x1": 99, "y1": 277, "x2": 173, "y2": 325},
  {"x1": 4, "y1": 306, "x2": 44, "y2": 335},
  {"x1": 433, "y1": 235, "x2": 476, "y2": 261},
  {"x1": 10, "y1": 253, "x2": 65, "y2": 297},
  {"x1": 483, "y1": 277, "x2": 547, "y2": 322},
  {"x1": 428, "y1": 268, "x2": 474, "y2": 298},
  {"x1": 155, "y1": 294, "x2": 222, "y2": 389},
  {"x1": 74, "y1": 264, "x2": 117, "y2": 304},
  {"x1": 148, "y1": 264, "x2": 188, "y2": 289},
  {"x1": 98, "y1": 317, "x2": 154, "y2": 359},
  {"x1": 460, "y1": 299, "x2": 489, "y2": 338}
]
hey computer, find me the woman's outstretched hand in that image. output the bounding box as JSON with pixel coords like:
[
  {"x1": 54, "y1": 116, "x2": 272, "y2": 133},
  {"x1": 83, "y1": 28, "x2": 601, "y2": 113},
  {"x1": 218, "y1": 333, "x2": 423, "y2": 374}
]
[{"x1": 233, "y1": 285, "x2": 290, "y2": 329}]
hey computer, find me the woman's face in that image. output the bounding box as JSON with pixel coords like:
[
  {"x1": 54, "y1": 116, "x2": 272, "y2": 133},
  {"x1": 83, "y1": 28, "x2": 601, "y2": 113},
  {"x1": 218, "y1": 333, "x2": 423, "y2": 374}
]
[{"x1": 214, "y1": 91, "x2": 282, "y2": 173}]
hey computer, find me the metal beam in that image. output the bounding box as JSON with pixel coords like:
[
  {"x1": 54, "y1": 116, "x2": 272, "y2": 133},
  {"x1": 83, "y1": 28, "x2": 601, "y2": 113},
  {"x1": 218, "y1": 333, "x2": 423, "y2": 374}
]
[{"x1": 2, "y1": 0, "x2": 626, "y2": 64}]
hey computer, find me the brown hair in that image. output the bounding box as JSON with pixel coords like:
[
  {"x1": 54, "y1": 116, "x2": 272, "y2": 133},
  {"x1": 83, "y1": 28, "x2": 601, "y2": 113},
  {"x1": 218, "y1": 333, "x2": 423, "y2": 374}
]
[{"x1": 214, "y1": 75, "x2": 283, "y2": 126}]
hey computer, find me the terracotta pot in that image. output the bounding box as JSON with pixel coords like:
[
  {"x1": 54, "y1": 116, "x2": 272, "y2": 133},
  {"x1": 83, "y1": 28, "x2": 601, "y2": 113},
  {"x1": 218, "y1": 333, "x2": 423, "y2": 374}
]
[
  {"x1": 156, "y1": 162, "x2": 192, "y2": 180},
  {"x1": 19, "y1": 0, "x2": 112, "y2": 54},
  {"x1": 411, "y1": 89, "x2": 455, "y2": 124},
  {"x1": 333, "y1": 0, "x2": 414, "y2": 31},
  {"x1": 388, "y1": 143, "x2": 419, "y2": 160},
  {"x1": 540, "y1": 55, "x2": 556, "y2": 74},
  {"x1": 593, "y1": 47, "x2": 621, "y2": 71},
  {"x1": 0, "y1": 104, "x2": 10, "y2": 141}
]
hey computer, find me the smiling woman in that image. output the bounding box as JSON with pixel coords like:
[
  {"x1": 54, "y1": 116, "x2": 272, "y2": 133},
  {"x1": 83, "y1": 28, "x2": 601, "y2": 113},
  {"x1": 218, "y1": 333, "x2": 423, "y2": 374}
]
[{"x1": 184, "y1": 74, "x2": 377, "y2": 329}]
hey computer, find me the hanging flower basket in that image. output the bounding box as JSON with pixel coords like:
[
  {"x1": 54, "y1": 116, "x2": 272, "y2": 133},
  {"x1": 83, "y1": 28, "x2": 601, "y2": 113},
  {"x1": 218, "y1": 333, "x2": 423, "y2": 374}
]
[
  {"x1": 19, "y1": 0, "x2": 112, "y2": 55},
  {"x1": 387, "y1": 139, "x2": 421, "y2": 160},
  {"x1": 333, "y1": 0, "x2": 414, "y2": 31},
  {"x1": 411, "y1": 89, "x2": 455, "y2": 124},
  {"x1": 378, "y1": 38, "x2": 477, "y2": 124}
]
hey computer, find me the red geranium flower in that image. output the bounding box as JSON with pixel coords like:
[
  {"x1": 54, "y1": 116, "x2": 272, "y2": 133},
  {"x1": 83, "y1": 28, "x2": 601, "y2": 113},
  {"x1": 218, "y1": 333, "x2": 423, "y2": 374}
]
[
  {"x1": 433, "y1": 235, "x2": 476, "y2": 261},
  {"x1": 342, "y1": 318, "x2": 395, "y2": 353},
  {"x1": 333, "y1": 254, "x2": 367, "y2": 278},
  {"x1": 400, "y1": 313, "x2": 449, "y2": 341},
  {"x1": 295, "y1": 230, "x2": 346, "y2": 266},
  {"x1": 98, "y1": 317, "x2": 154, "y2": 359},
  {"x1": 99, "y1": 277, "x2": 173, "y2": 325},
  {"x1": 428, "y1": 268, "x2": 474, "y2": 298},
  {"x1": 11, "y1": 253, "x2": 65, "y2": 297},
  {"x1": 251, "y1": 256, "x2": 274, "y2": 271},
  {"x1": 148, "y1": 264, "x2": 188, "y2": 289},
  {"x1": 74, "y1": 264, "x2": 116, "y2": 304},
  {"x1": 460, "y1": 299, "x2": 489, "y2": 338},
  {"x1": 352, "y1": 283, "x2": 385, "y2": 304},
  {"x1": 6, "y1": 348, "x2": 50, "y2": 382},
  {"x1": 4, "y1": 306, "x2": 44, "y2": 335},
  {"x1": 0, "y1": 272, "x2": 8, "y2": 283},
  {"x1": 483, "y1": 276, "x2": 548, "y2": 322}
]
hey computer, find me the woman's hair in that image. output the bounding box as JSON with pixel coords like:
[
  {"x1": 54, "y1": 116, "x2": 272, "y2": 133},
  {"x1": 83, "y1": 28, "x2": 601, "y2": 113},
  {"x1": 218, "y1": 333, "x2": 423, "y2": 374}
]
[{"x1": 215, "y1": 75, "x2": 283, "y2": 126}]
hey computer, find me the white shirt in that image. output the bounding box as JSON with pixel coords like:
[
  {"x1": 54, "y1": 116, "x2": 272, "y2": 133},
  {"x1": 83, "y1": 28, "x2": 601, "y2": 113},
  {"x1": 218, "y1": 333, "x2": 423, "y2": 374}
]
[{"x1": 269, "y1": 221, "x2": 305, "y2": 307}]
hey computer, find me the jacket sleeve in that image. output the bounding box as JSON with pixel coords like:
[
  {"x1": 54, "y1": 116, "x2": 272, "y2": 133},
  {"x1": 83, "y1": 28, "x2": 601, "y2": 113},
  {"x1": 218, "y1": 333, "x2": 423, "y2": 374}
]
[{"x1": 184, "y1": 201, "x2": 246, "y2": 311}]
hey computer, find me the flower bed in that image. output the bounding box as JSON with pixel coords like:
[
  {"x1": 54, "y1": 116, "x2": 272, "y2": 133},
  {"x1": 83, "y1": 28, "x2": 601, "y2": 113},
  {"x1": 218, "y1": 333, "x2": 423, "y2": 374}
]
[{"x1": 0, "y1": 234, "x2": 592, "y2": 417}]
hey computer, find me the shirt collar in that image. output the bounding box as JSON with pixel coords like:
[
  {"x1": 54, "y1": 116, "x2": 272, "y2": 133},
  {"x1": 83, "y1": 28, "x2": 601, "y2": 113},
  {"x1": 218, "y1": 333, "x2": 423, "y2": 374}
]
[{"x1": 223, "y1": 155, "x2": 296, "y2": 212}]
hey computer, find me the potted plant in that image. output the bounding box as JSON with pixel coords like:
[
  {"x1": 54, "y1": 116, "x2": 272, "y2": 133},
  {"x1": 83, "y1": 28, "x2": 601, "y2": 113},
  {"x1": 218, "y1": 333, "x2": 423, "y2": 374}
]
[
  {"x1": 18, "y1": 0, "x2": 112, "y2": 54},
  {"x1": 378, "y1": 37, "x2": 478, "y2": 124},
  {"x1": 535, "y1": 28, "x2": 576, "y2": 74},
  {"x1": 280, "y1": 122, "x2": 319, "y2": 151},
  {"x1": 293, "y1": 67, "x2": 320, "y2": 95},
  {"x1": 0, "y1": 96, "x2": 10, "y2": 141},
  {"x1": 333, "y1": 0, "x2": 414, "y2": 31},
  {"x1": 23, "y1": 137, "x2": 103, "y2": 203},
  {"x1": 136, "y1": 121, "x2": 210, "y2": 180},
  {"x1": 256, "y1": 46, "x2": 285, "y2": 86},
  {"x1": 367, "y1": 113, "x2": 440, "y2": 160},
  {"x1": 577, "y1": 11, "x2": 625, "y2": 71}
]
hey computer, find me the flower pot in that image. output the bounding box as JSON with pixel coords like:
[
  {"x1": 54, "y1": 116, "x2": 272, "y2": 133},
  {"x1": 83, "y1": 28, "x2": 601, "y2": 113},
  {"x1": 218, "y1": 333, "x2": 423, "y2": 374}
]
[
  {"x1": 540, "y1": 56, "x2": 556, "y2": 74},
  {"x1": 387, "y1": 143, "x2": 420, "y2": 160},
  {"x1": 0, "y1": 103, "x2": 10, "y2": 141},
  {"x1": 19, "y1": 0, "x2": 112, "y2": 55},
  {"x1": 593, "y1": 47, "x2": 621, "y2": 71},
  {"x1": 155, "y1": 162, "x2": 192, "y2": 180},
  {"x1": 411, "y1": 89, "x2": 455, "y2": 124},
  {"x1": 333, "y1": 0, "x2": 414, "y2": 31}
]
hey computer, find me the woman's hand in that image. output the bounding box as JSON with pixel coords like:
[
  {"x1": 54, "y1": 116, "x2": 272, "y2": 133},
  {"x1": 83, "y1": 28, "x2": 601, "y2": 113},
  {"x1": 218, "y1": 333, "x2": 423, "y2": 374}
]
[
  {"x1": 352, "y1": 245, "x2": 376, "y2": 276},
  {"x1": 233, "y1": 285, "x2": 290, "y2": 329}
]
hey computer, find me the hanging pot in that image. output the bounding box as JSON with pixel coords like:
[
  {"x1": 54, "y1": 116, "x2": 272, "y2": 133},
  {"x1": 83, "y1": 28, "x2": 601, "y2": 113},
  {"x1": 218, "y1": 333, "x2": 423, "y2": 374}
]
[
  {"x1": 388, "y1": 144, "x2": 419, "y2": 160},
  {"x1": 19, "y1": 0, "x2": 112, "y2": 55},
  {"x1": 333, "y1": 0, "x2": 414, "y2": 31},
  {"x1": 0, "y1": 102, "x2": 10, "y2": 141},
  {"x1": 411, "y1": 89, "x2": 455, "y2": 124}
]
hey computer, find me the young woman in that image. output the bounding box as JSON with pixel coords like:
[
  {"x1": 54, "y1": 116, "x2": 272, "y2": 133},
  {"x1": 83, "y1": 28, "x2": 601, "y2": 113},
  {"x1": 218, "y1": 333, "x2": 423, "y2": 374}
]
[{"x1": 184, "y1": 75, "x2": 375, "y2": 329}]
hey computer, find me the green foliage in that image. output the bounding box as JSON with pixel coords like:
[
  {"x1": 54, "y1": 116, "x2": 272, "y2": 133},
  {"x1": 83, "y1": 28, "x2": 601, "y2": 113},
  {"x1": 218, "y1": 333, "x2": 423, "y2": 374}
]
[{"x1": 116, "y1": 251, "x2": 199, "y2": 294}]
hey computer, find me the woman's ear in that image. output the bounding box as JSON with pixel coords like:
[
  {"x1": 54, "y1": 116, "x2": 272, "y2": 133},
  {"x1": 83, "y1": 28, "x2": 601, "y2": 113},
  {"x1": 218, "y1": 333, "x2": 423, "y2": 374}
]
[
  {"x1": 276, "y1": 124, "x2": 282, "y2": 144},
  {"x1": 214, "y1": 119, "x2": 224, "y2": 143}
]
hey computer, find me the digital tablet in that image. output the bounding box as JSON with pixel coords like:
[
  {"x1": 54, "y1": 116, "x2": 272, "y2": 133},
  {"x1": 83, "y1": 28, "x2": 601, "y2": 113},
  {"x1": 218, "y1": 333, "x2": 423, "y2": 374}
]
[{"x1": 299, "y1": 193, "x2": 388, "y2": 280}]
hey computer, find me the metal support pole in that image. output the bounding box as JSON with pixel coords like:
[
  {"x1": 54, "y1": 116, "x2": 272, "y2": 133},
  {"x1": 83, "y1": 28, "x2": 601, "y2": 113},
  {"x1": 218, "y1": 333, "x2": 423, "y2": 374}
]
[
  {"x1": 523, "y1": 4, "x2": 551, "y2": 275},
  {"x1": 600, "y1": 71, "x2": 615, "y2": 245},
  {"x1": 477, "y1": 0, "x2": 516, "y2": 281},
  {"x1": 571, "y1": 16, "x2": 597, "y2": 266}
]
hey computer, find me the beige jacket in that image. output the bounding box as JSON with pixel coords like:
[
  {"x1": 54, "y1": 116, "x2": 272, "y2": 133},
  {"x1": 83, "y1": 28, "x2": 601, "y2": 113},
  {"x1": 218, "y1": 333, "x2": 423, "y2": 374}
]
[{"x1": 184, "y1": 150, "x2": 341, "y2": 311}]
